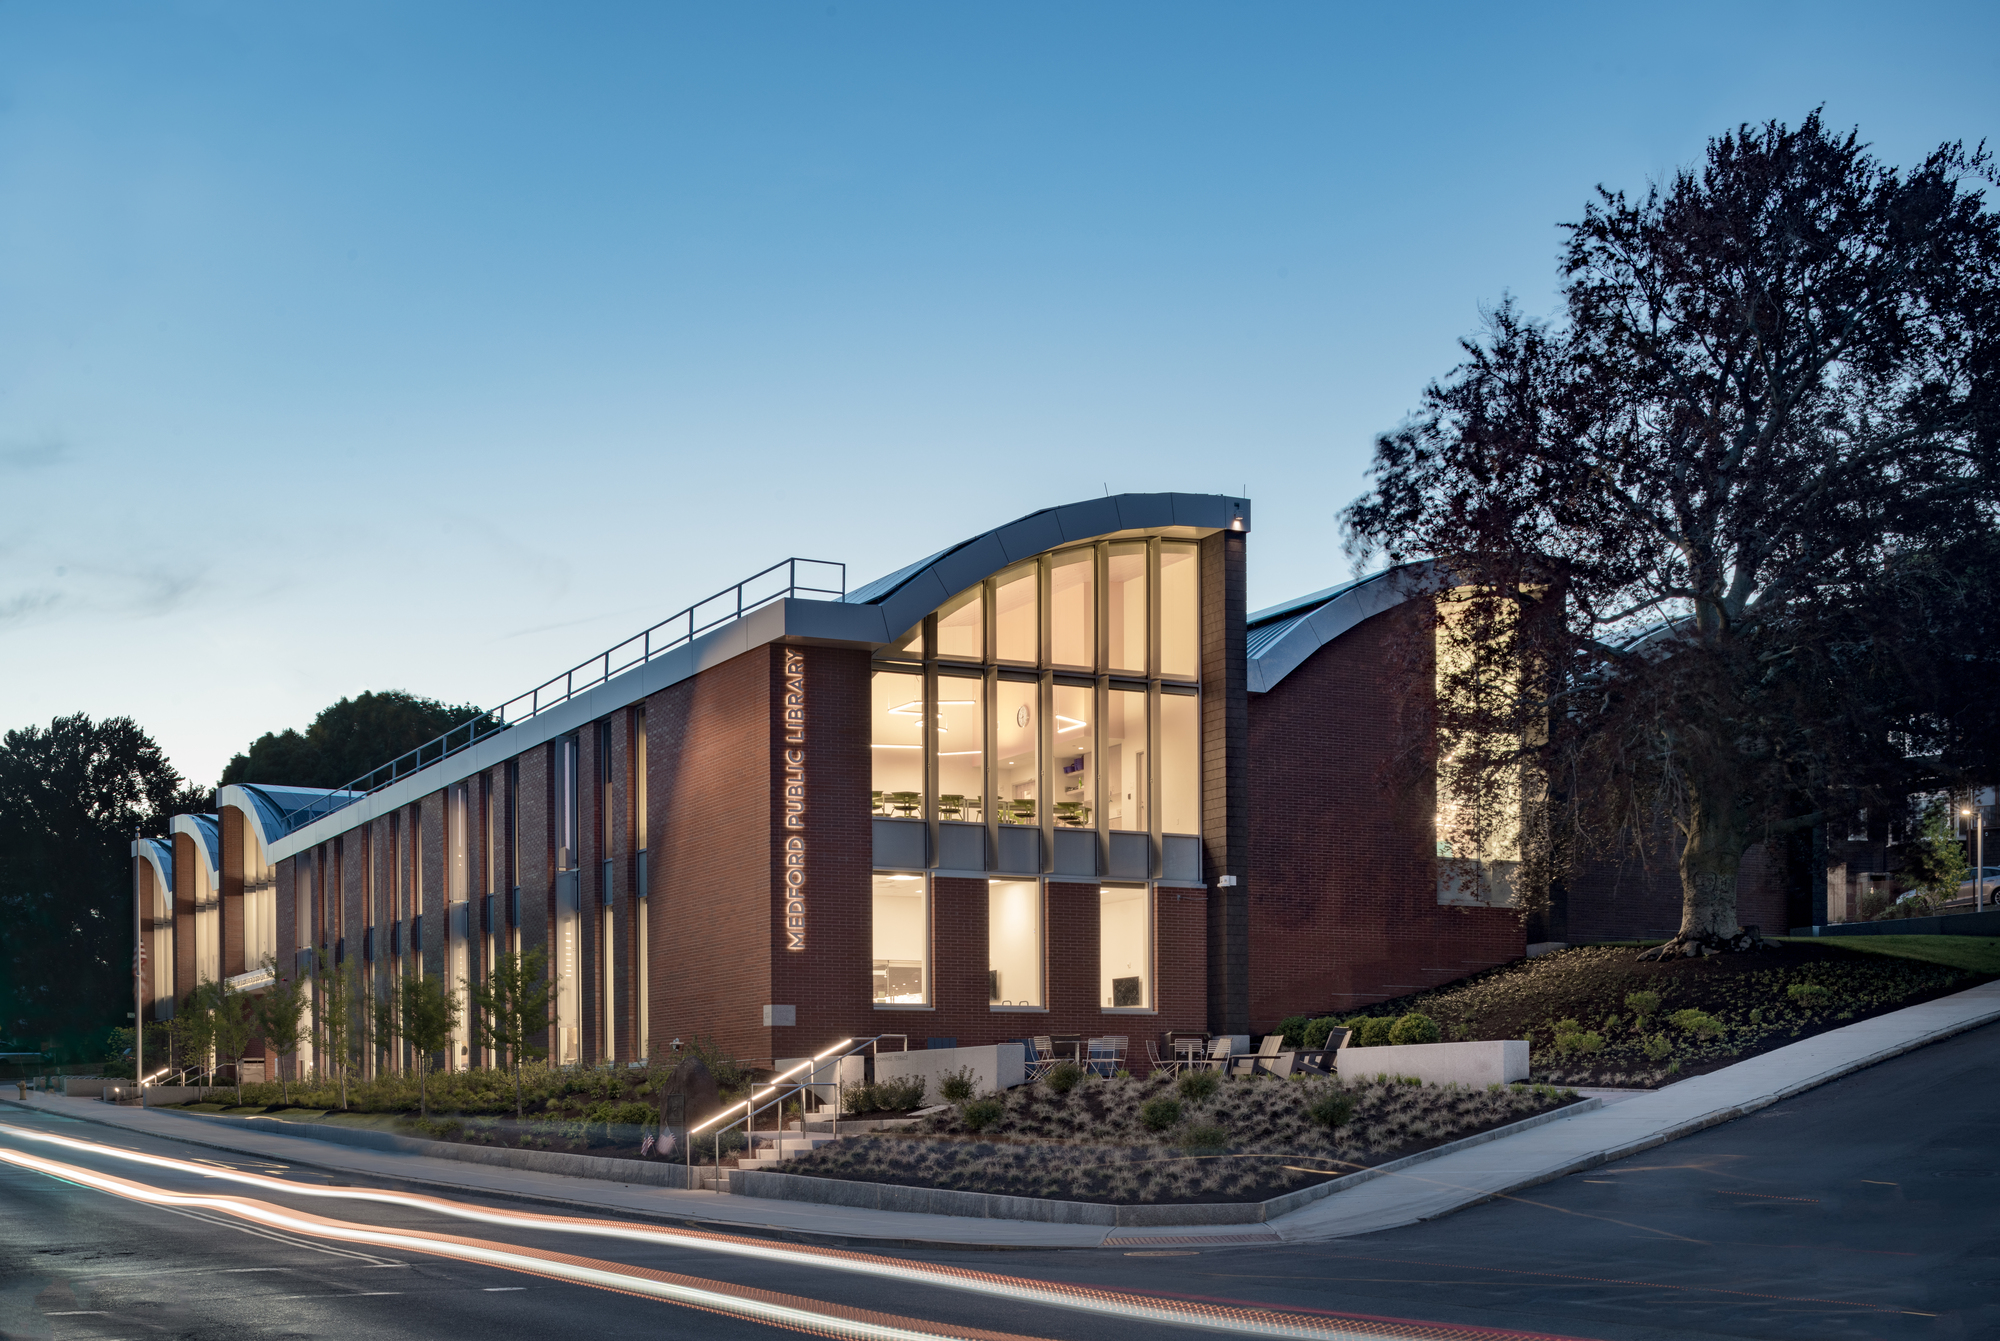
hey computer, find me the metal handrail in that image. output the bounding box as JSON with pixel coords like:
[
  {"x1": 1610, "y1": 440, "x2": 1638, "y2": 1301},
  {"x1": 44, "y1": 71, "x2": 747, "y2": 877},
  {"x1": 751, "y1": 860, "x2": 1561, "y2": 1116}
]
[
  {"x1": 686, "y1": 1034, "x2": 907, "y2": 1177},
  {"x1": 277, "y1": 557, "x2": 847, "y2": 832}
]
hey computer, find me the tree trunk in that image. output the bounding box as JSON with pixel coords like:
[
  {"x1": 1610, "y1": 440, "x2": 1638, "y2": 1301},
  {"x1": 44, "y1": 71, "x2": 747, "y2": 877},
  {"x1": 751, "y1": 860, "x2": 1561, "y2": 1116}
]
[{"x1": 1647, "y1": 770, "x2": 1760, "y2": 957}]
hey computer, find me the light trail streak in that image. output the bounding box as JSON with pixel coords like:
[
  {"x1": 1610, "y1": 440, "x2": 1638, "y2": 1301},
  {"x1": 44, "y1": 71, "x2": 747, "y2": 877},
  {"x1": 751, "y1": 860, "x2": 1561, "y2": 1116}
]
[{"x1": 0, "y1": 1127, "x2": 1588, "y2": 1340}]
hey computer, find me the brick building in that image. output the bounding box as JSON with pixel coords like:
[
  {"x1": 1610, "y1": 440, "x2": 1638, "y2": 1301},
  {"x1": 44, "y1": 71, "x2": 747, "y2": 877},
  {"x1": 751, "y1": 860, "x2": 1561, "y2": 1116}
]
[{"x1": 137, "y1": 492, "x2": 1663, "y2": 1080}]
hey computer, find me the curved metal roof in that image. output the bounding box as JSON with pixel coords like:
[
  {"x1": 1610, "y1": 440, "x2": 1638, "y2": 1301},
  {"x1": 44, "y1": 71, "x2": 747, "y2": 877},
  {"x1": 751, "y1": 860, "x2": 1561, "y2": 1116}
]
[
  {"x1": 220, "y1": 783, "x2": 360, "y2": 853},
  {"x1": 132, "y1": 836, "x2": 174, "y2": 898},
  {"x1": 1246, "y1": 561, "x2": 1440, "y2": 693},
  {"x1": 170, "y1": 813, "x2": 220, "y2": 886},
  {"x1": 845, "y1": 492, "x2": 1249, "y2": 644}
]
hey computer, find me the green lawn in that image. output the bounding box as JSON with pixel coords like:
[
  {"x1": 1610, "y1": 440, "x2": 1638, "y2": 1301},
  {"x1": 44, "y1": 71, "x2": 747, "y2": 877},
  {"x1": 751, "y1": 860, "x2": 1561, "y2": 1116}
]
[{"x1": 1775, "y1": 935, "x2": 2000, "y2": 975}]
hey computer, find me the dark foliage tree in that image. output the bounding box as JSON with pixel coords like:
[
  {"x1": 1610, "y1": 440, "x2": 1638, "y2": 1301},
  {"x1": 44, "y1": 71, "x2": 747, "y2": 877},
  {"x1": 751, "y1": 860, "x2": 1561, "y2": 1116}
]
[
  {"x1": 218, "y1": 690, "x2": 491, "y2": 792},
  {"x1": 0, "y1": 714, "x2": 189, "y2": 1056},
  {"x1": 1345, "y1": 113, "x2": 2000, "y2": 955}
]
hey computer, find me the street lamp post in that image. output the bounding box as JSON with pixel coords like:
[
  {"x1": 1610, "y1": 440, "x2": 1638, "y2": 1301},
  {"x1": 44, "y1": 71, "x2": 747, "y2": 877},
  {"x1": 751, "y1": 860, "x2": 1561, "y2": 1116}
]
[{"x1": 1963, "y1": 800, "x2": 1986, "y2": 914}]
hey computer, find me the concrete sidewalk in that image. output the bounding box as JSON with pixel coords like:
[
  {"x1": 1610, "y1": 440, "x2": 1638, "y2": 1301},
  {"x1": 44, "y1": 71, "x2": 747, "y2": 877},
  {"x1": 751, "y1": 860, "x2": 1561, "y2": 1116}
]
[{"x1": 9, "y1": 977, "x2": 1997, "y2": 1249}]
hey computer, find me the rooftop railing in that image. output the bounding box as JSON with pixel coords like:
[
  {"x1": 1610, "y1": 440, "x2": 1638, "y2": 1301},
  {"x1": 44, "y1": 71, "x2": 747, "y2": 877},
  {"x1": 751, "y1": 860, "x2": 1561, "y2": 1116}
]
[{"x1": 277, "y1": 557, "x2": 846, "y2": 834}]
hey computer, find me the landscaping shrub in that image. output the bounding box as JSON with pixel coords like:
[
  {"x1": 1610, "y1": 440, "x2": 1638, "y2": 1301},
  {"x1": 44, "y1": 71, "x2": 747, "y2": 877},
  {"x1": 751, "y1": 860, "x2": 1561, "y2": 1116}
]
[
  {"x1": 877, "y1": 1077, "x2": 927, "y2": 1110},
  {"x1": 1624, "y1": 990, "x2": 1661, "y2": 1023},
  {"x1": 1669, "y1": 1009, "x2": 1724, "y2": 1039},
  {"x1": 1305, "y1": 1090, "x2": 1356, "y2": 1130},
  {"x1": 1642, "y1": 1035, "x2": 1673, "y2": 1061},
  {"x1": 1138, "y1": 1095, "x2": 1183, "y2": 1132},
  {"x1": 1348, "y1": 1017, "x2": 1396, "y2": 1047},
  {"x1": 1278, "y1": 1015, "x2": 1313, "y2": 1048},
  {"x1": 1176, "y1": 1069, "x2": 1219, "y2": 1102},
  {"x1": 1555, "y1": 1028, "x2": 1605, "y2": 1056},
  {"x1": 1786, "y1": 983, "x2": 1831, "y2": 1008},
  {"x1": 1181, "y1": 1123, "x2": 1230, "y2": 1153},
  {"x1": 961, "y1": 1098, "x2": 1005, "y2": 1133},
  {"x1": 1043, "y1": 1061, "x2": 1083, "y2": 1095},
  {"x1": 1302, "y1": 1016, "x2": 1343, "y2": 1049},
  {"x1": 938, "y1": 1066, "x2": 978, "y2": 1105},
  {"x1": 841, "y1": 1082, "x2": 880, "y2": 1115},
  {"x1": 1388, "y1": 1013, "x2": 1440, "y2": 1045}
]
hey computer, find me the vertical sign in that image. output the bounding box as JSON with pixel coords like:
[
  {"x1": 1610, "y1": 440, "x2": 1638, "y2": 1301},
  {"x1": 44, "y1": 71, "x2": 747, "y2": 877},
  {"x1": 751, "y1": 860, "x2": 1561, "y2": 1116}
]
[{"x1": 782, "y1": 650, "x2": 807, "y2": 950}]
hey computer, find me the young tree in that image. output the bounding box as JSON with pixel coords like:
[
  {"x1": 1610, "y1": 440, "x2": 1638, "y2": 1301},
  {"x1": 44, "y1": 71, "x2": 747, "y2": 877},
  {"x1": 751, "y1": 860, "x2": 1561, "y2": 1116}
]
[
  {"x1": 168, "y1": 981, "x2": 217, "y2": 1097},
  {"x1": 310, "y1": 951, "x2": 366, "y2": 1111},
  {"x1": 1345, "y1": 113, "x2": 2000, "y2": 955},
  {"x1": 469, "y1": 948, "x2": 550, "y2": 1119},
  {"x1": 205, "y1": 982, "x2": 256, "y2": 1106},
  {"x1": 254, "y1": 959, "x2": 308, "y2": 1104},
  {"x1": 388, "y1": 974, "x2": 460, "y2": 1119},
  {"x1": 1904, "y1": 799, "x2": 1972, "y2": 906}
]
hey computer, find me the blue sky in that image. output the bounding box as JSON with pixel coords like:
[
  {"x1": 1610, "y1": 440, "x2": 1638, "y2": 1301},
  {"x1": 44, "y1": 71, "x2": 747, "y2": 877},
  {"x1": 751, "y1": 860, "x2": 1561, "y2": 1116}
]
[{"x1": 2, "y1": 1, "x2": 1995, "y2": 785}]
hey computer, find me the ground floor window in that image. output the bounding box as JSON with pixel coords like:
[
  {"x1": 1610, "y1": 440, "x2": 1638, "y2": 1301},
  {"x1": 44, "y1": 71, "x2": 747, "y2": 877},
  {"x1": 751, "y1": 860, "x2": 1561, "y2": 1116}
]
[
  {"x1": 1099, "y1": 883, "x2": 1151, "y2": 1009},
  {"x1": 871, "y1": 873, "x2": 929, "y2": 1004},
  {"x1": 988, "y1": 879, "x2": 1043, "y2": 1008}
]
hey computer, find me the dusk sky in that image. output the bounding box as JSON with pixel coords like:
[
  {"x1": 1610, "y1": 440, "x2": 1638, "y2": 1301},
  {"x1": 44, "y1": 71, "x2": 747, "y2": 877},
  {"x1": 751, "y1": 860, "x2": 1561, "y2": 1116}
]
[{"x1": 3, "y1": 2, "x2": 1994, "y2": 787}]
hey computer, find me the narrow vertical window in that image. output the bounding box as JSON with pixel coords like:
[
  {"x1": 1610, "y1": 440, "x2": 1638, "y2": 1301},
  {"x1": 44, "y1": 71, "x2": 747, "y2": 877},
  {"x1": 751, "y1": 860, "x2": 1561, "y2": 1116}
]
[
  {"x1": 557, "y1": 735, "x2": 580, "y2": 871},
  {"x1": 1105, "y1": 687, "x2": 1148, "y2": 831},
  {"x1": 598, "y1": 719, "x2": 614, "y2": 858},
  {"x1": 1159, "y1": 691, "x2": 1201, "y2": 834},
  {"x1": 1049, "y1": 549, "x2": 1095, "y2": 668},
  {"x1": 601, "y1": 902, "x2": 616, "y2": 1062},
  {"x1": 633, "y1": 708, "x2": 648, "y2": 853},
  {"x1": 993, "y1": 562, "x2": 1039, "y2": 663},
  {"x1": 1100, "y1": 884, "x2": 1151, "y2": 1009},
  {"x1": 1106, "y1": 542, "x2": 1147, "y2": 674},
  {"x1": 936, "y1": 673, "x2": 984, "y2": 823},
  {"x1": 987, "y1": 879, "x2": 1043, "y2": 1008},
  {"x1": 870, "y1": 873, "x2": 929, "y2": 1004},
  {"x1": 1052, "y1": 683, "x2": 1095, "y2": 827},
  {"x1": 1158, "y1": 542, "x2": 1199, "y2": 680},
  {"x1": 935, "y1": 585, "x2": 983, "y2": 662},
  {"x1": 504, "y1": 760, "x2": 520, "y2": 956},
  {"x1": 870, "y1": 669, "x2": 925, "y2": 818}
]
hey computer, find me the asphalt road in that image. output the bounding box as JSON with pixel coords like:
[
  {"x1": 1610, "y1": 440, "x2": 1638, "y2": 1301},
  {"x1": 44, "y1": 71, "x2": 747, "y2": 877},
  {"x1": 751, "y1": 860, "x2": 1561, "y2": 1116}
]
[{"x1": 2, "y1": 1020, "x2": 1994, "y2": 1341}]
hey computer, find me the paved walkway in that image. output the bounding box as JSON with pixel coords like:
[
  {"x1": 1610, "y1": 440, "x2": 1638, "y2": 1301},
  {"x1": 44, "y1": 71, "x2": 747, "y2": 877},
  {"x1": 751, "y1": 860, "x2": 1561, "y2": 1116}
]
[{"x1": 10, "y1": 978, "x2": 1998, "y2": 1249}]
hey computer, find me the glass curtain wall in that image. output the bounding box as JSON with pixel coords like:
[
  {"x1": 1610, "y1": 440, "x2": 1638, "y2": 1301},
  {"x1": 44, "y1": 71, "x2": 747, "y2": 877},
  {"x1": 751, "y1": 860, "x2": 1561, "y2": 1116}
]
[{"x1": 870, "y1": 539, "x2": 1203, "y2": 837}]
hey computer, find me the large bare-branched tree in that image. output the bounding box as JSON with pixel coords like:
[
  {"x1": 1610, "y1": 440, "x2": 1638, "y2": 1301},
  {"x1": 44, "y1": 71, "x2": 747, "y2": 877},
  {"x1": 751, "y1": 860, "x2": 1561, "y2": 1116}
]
[{"x1": 1346, "y1": 113, "x2": 2000, "y2": 956}]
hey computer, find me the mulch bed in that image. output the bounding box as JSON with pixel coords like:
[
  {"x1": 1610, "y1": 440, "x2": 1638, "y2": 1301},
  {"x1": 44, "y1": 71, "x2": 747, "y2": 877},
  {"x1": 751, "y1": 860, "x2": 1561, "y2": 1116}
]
[
  {"x1": 776, "y1": 1073, "x2": 1583, "y2": 1205},
  {"x1": 1345, "y1": 941, "x2": 1987, "y2": 1088}
]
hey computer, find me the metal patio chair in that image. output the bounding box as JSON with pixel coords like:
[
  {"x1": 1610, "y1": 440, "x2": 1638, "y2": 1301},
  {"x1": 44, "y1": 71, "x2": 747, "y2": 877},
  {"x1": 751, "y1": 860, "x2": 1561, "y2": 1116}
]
[{"x1": 1027, "y1": 1035, "x2": 1058, "y2": 1081}]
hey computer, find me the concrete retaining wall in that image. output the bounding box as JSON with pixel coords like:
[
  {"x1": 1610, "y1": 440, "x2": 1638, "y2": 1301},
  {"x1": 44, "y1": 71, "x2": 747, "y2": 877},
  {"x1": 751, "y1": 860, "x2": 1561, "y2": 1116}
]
[
  {"x1": 873, "y1": 1043, "x2": 1027, "y2": 1100},
  {"x1": 62, "y1": 1077, "x2": 114, "y2": 1098},
  {"x1": 1334, "y1": 1040, "x2": 1529, "y2": 1088},
  {"x1": 729, "y1": 1099, "x2": 1597, "y2": 1225}
]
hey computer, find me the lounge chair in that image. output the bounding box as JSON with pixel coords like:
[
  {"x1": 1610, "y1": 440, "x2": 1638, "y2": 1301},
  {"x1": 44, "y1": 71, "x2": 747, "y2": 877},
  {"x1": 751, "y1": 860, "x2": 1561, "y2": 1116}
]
[{"x1": 1230, "y1": 1033, "x2": 1285, "y2": 1077}]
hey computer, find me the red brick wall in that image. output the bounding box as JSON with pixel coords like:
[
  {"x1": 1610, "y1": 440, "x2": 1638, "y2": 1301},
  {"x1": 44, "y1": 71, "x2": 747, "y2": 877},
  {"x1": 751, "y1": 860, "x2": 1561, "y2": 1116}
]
[
  {"x1": 645, "y1": 644, "x2": 777, "y2": 1064},
  {"x1": 1566, "y1": 835, "x2": 1789, "y2": 942},
  {"x1": 1247, "y1": 603, "x2": 1522, "y2": 1026}
]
